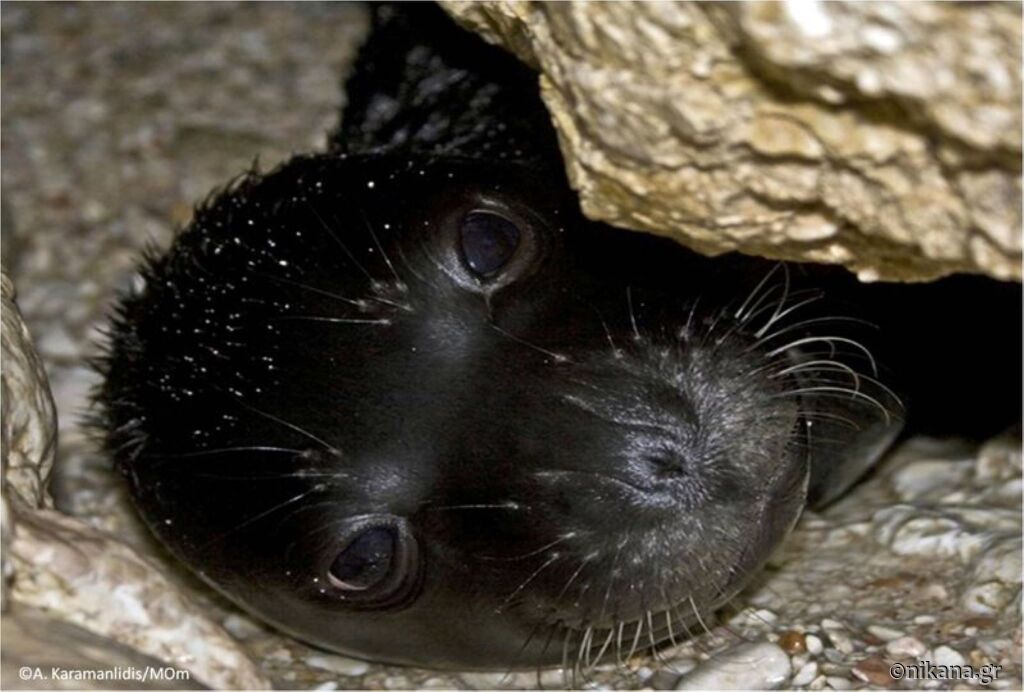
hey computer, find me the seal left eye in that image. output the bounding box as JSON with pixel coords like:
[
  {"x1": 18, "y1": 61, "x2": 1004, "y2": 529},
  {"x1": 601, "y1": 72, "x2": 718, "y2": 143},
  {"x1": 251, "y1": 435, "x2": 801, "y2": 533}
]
[
  {"x1": 459, "y1": 210, "x2": 521, "y2": 277},
  {"x1": 328, "y1": 527, "x2": 395, "y2": 591}
]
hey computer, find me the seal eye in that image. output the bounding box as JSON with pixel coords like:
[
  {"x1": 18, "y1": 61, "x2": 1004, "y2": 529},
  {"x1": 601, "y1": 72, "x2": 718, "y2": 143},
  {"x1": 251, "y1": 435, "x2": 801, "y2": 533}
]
[
  {"x1": 328, "y1": 527, "x2": 395, "y2": 591},
  {"x1": 459, "y1": 210, "x2": 521, "y2": 277}
]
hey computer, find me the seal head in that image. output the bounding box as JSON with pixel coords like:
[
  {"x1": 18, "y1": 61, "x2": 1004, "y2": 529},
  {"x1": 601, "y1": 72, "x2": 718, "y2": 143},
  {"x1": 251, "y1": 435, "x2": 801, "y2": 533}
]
[{"x1": 98, "y1": 4, "x2": 901, "y2": 670}]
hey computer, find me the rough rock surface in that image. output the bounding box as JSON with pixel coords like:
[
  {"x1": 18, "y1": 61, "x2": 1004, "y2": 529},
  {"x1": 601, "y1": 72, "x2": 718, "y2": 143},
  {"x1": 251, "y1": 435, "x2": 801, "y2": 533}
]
[
  {"x1": 2, "y1": 3, "x2": 1021, "y2": 690},
  {"x1": 442, "y1": 1, "x2": 1022, "y2": 282},
  {"x1": 1, "y1": 269, "x2": 57, "y2": 510},
  {"x1": 1, "y1": 606, "x2": 199, "y2": 690}
]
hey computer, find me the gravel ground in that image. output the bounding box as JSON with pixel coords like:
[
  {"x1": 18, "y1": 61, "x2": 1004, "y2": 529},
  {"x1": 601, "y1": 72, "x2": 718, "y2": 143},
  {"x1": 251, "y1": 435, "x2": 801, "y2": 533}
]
[{"x1": 2, "y1": 3, "x2": 1021, "y2": 690}]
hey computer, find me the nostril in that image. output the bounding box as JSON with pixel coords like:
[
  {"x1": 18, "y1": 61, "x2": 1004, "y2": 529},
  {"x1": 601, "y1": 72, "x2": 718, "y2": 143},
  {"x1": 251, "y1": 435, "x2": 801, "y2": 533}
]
[{"x1": 642, "y1": 453, "x2": 685, "y2": 479}]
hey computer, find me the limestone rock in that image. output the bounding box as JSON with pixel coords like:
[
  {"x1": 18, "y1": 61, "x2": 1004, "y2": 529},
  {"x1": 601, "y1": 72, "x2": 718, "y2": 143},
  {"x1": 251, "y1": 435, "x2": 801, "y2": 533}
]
[
  {"x1": 442, "y1": 1, "x2": 1022, "y2": 282},
  {"x1": 7, "y1": 507, "x2": 271, "y2": 689},
  {"x1": 1, "y1": 606, "x2": 198, "y2": 690},
  {"x1": 1, "y1": 267, "x2": 270, "y2": 689},
  {"x1": 1, "y1": 267, "x2": 57, "y2": 510}
]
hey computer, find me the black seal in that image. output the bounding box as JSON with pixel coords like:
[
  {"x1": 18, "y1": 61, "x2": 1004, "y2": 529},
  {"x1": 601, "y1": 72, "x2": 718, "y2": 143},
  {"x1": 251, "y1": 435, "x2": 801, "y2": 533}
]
[{"x1": 97, "y1": 3, "x2": 918, "y2": 671}]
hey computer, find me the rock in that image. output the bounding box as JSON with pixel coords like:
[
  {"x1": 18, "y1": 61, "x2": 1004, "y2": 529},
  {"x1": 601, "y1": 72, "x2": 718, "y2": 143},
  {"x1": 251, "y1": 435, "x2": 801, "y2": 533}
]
[
  {"x1": 866, "y1": 625, "x2": 905, "y2": 642},
  {"x1": 442, "y1": 1, "x2": 1021, "y2": 281},
  {"x1": 792, "y1": 661, "x2": 818, "y2": 687},
  {"x1": 1, "y1": 268, "x2": 57, "y2": 510},
  {"x1": 0, "y1": 606, "x2": 198, "y2": 690},
  {"x1": 931, "y1": 645, "x2": 966, "y2": 668},
  {"x1": 7, "y1": 509, "x2": 270, "y2": 688},
  {"x1": 305, "y1": 654, "x2": 371, "y2": 677},
  {"x1": 852, "y1": 656, "x2": 896, "y2": 687},
  {"x1": 675, "y1": 641, "x2": 791, "y2": 690},
  {"x1": 805, "y1": 634, "x2": 824, "y2": 656},
  {"x1": 886, "y1": 636, "x2": 927, "y2": 658},
  {"x1": 779, "y1": 630, "x2": 808, "y2": 654}
]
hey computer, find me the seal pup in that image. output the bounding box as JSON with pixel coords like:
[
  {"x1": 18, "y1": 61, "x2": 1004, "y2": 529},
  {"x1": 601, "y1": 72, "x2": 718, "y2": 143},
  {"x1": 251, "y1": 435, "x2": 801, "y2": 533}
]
[{"x1": 97, "y1": 3, "x2": 904, "y2": 672}]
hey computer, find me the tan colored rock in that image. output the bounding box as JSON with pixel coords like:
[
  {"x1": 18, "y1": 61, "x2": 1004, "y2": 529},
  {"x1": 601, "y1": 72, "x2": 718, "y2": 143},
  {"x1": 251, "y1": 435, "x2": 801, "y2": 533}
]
[
  {"x1": 1, "y1": 267, "x2": 270, "y2": 689},
  {"x1": 1, "y1": 606, "x2": 197, "y2": 690},
  {"x1": 8, "y1": 508, "x2": 271, "y2": 689},
  {"x1": 1, "y1": 267, "x2": 57, "y2": 510},
  {"x1": 442, "y1": 1, "x2": 1022, "y2": 282}
]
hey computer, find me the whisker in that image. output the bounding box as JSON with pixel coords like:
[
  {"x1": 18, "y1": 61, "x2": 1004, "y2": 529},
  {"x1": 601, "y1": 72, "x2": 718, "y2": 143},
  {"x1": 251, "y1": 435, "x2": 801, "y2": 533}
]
[
  {"x1": 200, "y1": 483, "x2": 327, "y2": 548},
  {"x1": 766, "y1": 335, "x2": 878, "y2": 376},
  {"x1": 149, "y1": 445, "x2": 303, "y2": 459},
  {"x1": 228, "y1": 396, "x2": 338, "y2": 452},
  {"x1": 307, "y1": 201, "x2": 375, "y2": 283},
  {"x1": 274, "y1": 315, "x2": 392, "y2": 325},
  {"x1": 490, "y1": 323, "x2": 570, "y2": 363},
  {"x1": 626, "y1": 286, "x2": 641, "y2": 341},
  {"x1": 478, "y1": 532, "x2": 575, "y2": 562},
  {"x1": 773, "y1": 385, "x2": 894, "y2": 423},
  {"x1": 254, "y1": 271, "x2": 368, "y2": 309},
  {"x1": 358, "y1": 207, "x2": 405, "y2": 288},
  {"x1": 734, "y1": 262, "x2": 782, "y2": 322},
  {"x1": 496, "y1": 553, "x2": 561, "y2": 612},
  {"x1": 771, "y1": 359, "x2": 862, "y2": 392}
]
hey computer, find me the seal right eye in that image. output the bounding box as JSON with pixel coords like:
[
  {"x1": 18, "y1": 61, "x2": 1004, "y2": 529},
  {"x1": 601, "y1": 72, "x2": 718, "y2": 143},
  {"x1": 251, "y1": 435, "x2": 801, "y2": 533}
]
[
  {"x1": 459, "y1": 210, "x2": 521, "y2": 277},
  {"x1": 328, "y1": 527, "x2": 395, "y2": 591}
]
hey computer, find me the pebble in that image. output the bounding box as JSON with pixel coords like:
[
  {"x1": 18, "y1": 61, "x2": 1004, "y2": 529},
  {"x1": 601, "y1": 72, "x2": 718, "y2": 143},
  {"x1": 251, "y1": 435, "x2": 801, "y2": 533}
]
[
  {"x1": 221, "y1": 613, "x2": 262, "y2": 639},
  {"x1": 852, "y1": 656, "x2": 896, "y2": 687},
  {"x1": 931, "y1": 644, "x2": 966, "y2": 667},
  {"x1": 778, "y1": 630, "x2": 808, "y2": 654},
  {"x1": 266, "y1": 647, "x2": 293, "y2": 662},
  {"x1": 675, "y1": 642, "x2": 790, "y2": 690},
  {"x1": 825, "y1": 676, "x2": 854, "y2": 690},
  {"x1": 885, "y1": 635, "x2": 927, "y2": 658},
  {"x1": 866, "y1": 625, "x2": 904, "y2": 641},
  {"x1": 805, "y1": 634, "x2": 824, "y2": 655},
  {"x1": 305, "y1": 653, "x2": 371, "y2": 677},
  {"x1": 792, "y1": 661, "x2": 818, "y2": 687},
  {"x1": 660, "y1": 657, "x2": 697, "y2": 677},
  {"x1": 826, "y1": 631, "x2": 854, "y2": 655}
]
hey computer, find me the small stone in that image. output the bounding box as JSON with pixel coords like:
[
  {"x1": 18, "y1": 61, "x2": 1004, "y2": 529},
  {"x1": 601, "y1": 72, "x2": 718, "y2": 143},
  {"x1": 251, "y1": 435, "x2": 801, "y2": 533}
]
[
  {"x1": 825, "y1": 676, "x2": 855, "y2": 690},
  {"x1": 819, "y1": 646, "x2": 843, "y2": 663},
  {"x1": 266, "y1": 647, "x2": 293, "y2": 662},
  {"x1": 305, "y1": 653, "x2": 370, "y2": 677},
  {"x1": 661, "y1": 657, "x2": 697, "y2": 677},
  {"x1": 313, "y1": 683, "x2": 338, "y2": 691},
  {"x1": 805, "y1": 634, "x2": 824, "y2": 655},
  {"x1": 852, "y1": 656, "x2": 896, "y2": 687},
  {"x1": 221, "y1": 613, "x2": 262, "y2": 639},
  {"x1": 866, "y1": 625, "x2": 904, "y2": 642},
  {"x1": 459, "y1": 671, "x2": 518, "y2": 689},
  {"x1": 675, "y1": 642, "x2": 791, "y2": 690},
  {"x1": 826, "y1": 631, "x2": 854, "y2": 655},
  {"x1": 885, "y1": 636, "x2": 927, "y2": 658},
  {"x1": 779, "y1": 630, "x2": 808, "y2": 654},
  {"x1": 793, "y1": 661, "x2": 818, "y2": 687},
  {"x1": 932, "y1": 645, "x2": 966, "y2": 667}
]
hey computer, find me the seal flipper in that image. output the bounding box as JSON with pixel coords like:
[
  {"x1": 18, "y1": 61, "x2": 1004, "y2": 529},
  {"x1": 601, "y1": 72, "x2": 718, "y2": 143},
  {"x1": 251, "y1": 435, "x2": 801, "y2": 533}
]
[{"x1": 330, "y1": 3, "x2": 560, "y2": 169}]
